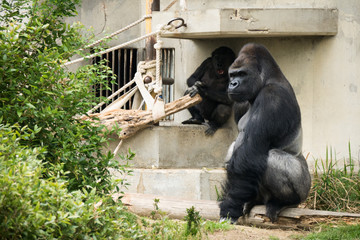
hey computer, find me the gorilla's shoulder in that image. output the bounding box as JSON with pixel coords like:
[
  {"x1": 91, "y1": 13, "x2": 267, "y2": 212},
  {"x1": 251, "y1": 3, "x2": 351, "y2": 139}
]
[{"x1": 255, "y1": 83, "x2": 297, "y2": 110}]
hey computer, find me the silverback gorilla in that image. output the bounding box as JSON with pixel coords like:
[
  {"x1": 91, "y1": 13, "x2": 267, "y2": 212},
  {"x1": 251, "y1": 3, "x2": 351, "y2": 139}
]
[
  {"x1": 182, "y1": 46, "x2": 235, "y2": 135},
  {"x1": 220, "y1": 43, "x2": 311, "y2": 223}
]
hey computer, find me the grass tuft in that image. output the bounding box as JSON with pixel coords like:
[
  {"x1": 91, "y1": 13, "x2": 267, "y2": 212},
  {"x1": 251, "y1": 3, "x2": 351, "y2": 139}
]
[{"x1": 305, "y1": 142, "x2": 360, "y2": 213}]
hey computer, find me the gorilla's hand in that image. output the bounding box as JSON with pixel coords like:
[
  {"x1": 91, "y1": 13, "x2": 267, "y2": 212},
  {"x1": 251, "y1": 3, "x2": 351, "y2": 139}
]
[{"x1": 187, "y1": 81, "x2": 206, "y2": 97}]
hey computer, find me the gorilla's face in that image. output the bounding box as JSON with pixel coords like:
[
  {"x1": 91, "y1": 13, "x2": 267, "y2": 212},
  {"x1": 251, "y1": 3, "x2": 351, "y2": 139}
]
[
  {"x1": 227, "y1": 53, "x2": 263, "y2": 103},
  {"x1": 211, "y1": 47, "x2": 235, "y2": 77}
]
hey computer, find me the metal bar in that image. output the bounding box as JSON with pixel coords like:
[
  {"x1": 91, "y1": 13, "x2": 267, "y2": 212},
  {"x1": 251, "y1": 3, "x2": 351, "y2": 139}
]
[
  {"x1": 166, "y1": 49, "x2": 171, "y2": 103},
  {"x1": 112, "y1": 50, "x2": 115, "y2": 97},
  {"x1": 128, "y1": 49, "x2": 135, "y2": 108},
  {"x1": 164, "y1": 49, "x2": 169, "y2": 103},
  {"x1": 118, "y1": 49, "x2": 122, "y2": 88},
  {"x1": 120, "y1": 49, "x2": 124, "y2": 108},
  {"x1": 123, "y1": 49, "x2": 128, "y2": 109},
  {"x1": 169, "y1": 49, "x2": 175, "y2": 120},
  {"x1": 118, "y1": 49, "x2": 122, "y2": 90},
  {"x1": 129, "y1": 49, "x2": 134, "y2": 82},
  {"x1": 100, "y1": 54, "x2": 103, "y2": 99},
  {"x1": 106, "y1": 52, "x2": 109, "y2": 98}
]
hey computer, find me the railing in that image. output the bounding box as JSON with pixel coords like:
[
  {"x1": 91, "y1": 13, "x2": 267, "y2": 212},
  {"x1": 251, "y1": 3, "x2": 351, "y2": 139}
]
[
  {"x1": 92, "y1": 47, "x2": 175, "y2": 120},
  {"x1": 93, "y1": 48, "x2": 138, "y2": 111}
]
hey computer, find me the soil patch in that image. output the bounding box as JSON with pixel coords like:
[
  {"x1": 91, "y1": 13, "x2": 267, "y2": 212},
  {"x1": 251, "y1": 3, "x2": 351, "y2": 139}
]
[{"x1": 207, "y1": 225, "x2": 307, "y2": 240}]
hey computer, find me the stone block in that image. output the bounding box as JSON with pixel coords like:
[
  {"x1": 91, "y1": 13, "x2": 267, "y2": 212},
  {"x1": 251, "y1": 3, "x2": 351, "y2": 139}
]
[
  {"x1": 107, "y1": 125, "x2": 237, "y2": 169},
  {"x1": 112, "y1": 168, "x2": 227, "y2": 201}
]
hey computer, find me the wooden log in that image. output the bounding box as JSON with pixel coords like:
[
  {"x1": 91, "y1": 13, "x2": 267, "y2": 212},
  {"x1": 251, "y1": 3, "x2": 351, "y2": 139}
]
[
  {"x1": 120, "y1": 193, "x2": 360, "y2": 230},
  {"x1": 119, "y1": 193, "x2": 219, "y2": 221},
  {"x1": 83, "y1": 94, "x2": 202, "y2": 139},
  {"x1": 238, "y1": 205, "x2": 360, "y2": 230}
]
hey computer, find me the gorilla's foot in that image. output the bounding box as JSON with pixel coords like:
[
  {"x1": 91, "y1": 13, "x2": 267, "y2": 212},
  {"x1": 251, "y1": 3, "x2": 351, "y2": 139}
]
[
  {"x1": 204, "y1": 122, "x2": 219, "y2": 136},
  {"x1": 219, "y1": 217, "x2": 238, "y2": 225},
  {"x1": 265, "y1": 202, "x2": 287, "y2": 223},
  {"x1": 182, "y1": 118, "x2": 204, "y2": 125},
  {"x1": 243, "y1": 201, "x2": 257, "y2": 217},
  {"x1": 219, "y1": 198, "x2": 244, "y2": 224}
]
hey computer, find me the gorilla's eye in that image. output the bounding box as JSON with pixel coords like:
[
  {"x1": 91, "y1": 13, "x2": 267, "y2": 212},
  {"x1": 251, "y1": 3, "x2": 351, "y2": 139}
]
[
  {"x1": 229, "y1": 71, "x2": 237, "y2": 78},
  {"x1": 229, "y1": 69, "x2": 247, "y2": 78},
  {"x1": 238, "y1": 71, "x2": 247, "y2": 77}
]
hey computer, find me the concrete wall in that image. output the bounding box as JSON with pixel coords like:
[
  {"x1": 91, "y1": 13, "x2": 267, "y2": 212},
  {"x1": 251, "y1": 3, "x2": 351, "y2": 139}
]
[
  {"x1": 70, "y1": 0, "x2": 142, "y2": 47},
  {"x1": 72, "y1": 0, "x2": 360, "y2": 167}
]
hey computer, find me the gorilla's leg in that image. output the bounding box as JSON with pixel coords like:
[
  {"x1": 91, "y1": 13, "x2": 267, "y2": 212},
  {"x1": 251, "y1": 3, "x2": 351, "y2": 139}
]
[
  {"x1": 265, "y1": 199, "x2": 288, "y2": 223},
  {"x1": 219, "y1": 197, "x2": 244, "y2": 223},
  {"x1": 243, "y1": 200, "x2": 259, "y2": 217},
  {"x1": 262, "y1": 149, "x2": 311, "y2": 222},
  {"x1": 182, "y1": 105, "x2": 204, "y2": 124},
  {"x1": 205, "y1": 104, "x2": 232, "y2": 135},
  {"x1": 265, "y1": 198, "x2": 300, "y2": 223},
  {"x1": 182, "y1": 89, "x2": 205, "y2": 125},
  {"x1": 220, "y1": 170, "x2": 258, "y2": 223},
  {"x1": 219, "y1": 176, "x2": 244, "y2": 222}
]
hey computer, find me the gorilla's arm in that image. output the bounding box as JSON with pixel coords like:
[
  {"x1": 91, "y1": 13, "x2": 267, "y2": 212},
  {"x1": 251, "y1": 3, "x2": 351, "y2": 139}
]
[
  {"x1": 234, "y1": 102, "x2": 250, "y2": 124},
  {"x1": 197, "y1": 86, "x2": 232, "y2": 104},
  {"x1": 186, "y1": 57, "x2": 212, "y2": 87},
  {"x1": 186, "y1": 56, "x2": 232, "y2": 104}
]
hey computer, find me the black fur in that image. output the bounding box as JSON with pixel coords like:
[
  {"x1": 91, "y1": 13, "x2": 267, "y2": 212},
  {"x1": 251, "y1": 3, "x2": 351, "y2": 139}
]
[
  {"x1": 220, "y1": 43, "x2": 311, "y2": 223},
  {"x1": 182, "y1": 46, "x2": 235, "y2": 135}
]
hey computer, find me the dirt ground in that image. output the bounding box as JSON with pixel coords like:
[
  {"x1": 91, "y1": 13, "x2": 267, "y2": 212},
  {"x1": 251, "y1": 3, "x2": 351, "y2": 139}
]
[{"x1": 206, "y1": 225, "x2": 307, "y2": 240}]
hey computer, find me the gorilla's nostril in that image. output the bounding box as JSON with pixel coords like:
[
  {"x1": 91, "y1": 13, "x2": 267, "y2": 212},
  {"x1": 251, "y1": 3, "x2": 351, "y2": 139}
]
[{"x1": 229, "y1": 81, "x2": 239, "y2": 89}]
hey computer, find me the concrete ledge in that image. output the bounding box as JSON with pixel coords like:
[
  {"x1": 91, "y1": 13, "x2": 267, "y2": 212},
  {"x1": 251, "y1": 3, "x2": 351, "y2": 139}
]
[
  {"x1": 107, "y1": 124, "x2": 237, "y2": 169},
  {"x1": 112, "y1": 168, "x2": 226, "y2": 201},
  {"x1": 153, "y1": 8, "x2": 338, "y2": 39}
]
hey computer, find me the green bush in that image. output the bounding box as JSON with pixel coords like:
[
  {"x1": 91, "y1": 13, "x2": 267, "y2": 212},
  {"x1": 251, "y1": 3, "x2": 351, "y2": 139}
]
[
  {"x1": 0, "y1": 124, "x2": 147, "y2": 239},
  {"x1": 0, "y1": 0, "x2": 141, "y2": 238},
  {"x1": 0, "y1": 0, "x2": 127, "y2": 195},
  {"x1": 184, "y1": 206, "x2": 202, "y2": 237}
]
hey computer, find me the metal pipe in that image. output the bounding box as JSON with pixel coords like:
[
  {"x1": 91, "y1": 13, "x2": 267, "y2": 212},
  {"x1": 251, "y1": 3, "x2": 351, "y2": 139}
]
[{"x1": 145, "y1": 0, "x2": 160, "y2": 61}]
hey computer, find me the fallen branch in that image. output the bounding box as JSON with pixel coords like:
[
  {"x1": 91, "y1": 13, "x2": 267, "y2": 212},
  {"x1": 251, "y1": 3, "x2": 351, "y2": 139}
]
[
  {"x1": 83, "y1": 94, "x2": 202, "y2": 139},
  {"x1": 238, "y1": 205, "x2": 360, "y2": 230},
  {"x1": 120, "y1": 193, "x2": 360, "y2": 230}
]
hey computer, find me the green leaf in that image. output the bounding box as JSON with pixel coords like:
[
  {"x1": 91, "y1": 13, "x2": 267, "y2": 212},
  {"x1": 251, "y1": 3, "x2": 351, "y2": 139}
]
[
  {"x1": 42, "y1": 24, "x2": 50, "y2": 29},
  {"x1": 26, "y1": 103, "x2": 36, "y2": 109}
]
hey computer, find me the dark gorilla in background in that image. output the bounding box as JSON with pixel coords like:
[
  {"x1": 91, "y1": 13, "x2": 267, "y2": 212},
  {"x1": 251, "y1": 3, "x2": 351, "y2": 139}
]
[
  {"x1": 220, "y1": 43, "x2": 311, "y2": 223},
  {"x1": 182, "y1": 46, "x2": 236, "y2": 135}
]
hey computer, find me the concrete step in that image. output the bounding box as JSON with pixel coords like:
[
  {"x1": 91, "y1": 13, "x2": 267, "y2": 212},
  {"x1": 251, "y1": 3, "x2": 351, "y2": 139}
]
[
  {"x1": 112, "y1": 168, "x2": 226, "y2": 201},
  {"x1": 108, "y1": 124, "x2": 234, "y2": 200},
  {"x1": 107, "y1": 124, "x2": 237, "y2": 169}
]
